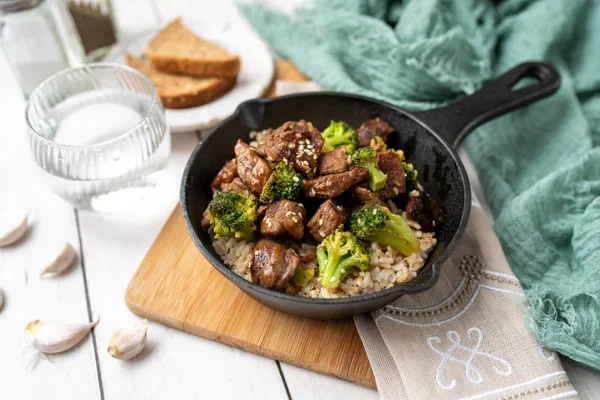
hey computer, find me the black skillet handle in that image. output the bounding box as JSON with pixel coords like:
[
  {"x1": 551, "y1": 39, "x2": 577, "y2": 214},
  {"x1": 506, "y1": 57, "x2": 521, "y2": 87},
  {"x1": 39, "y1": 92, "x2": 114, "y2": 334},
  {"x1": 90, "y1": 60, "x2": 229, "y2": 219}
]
[{"x1": 412, "y1": 62, "x2": 560, "y2": 147}]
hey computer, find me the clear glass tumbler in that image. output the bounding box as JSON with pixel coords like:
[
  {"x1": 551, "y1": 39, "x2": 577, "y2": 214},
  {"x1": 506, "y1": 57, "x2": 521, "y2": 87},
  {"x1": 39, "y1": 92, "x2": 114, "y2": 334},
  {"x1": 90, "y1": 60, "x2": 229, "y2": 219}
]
[{"x1": 25, "y1": 63, "x2": 171, "y2": 211}]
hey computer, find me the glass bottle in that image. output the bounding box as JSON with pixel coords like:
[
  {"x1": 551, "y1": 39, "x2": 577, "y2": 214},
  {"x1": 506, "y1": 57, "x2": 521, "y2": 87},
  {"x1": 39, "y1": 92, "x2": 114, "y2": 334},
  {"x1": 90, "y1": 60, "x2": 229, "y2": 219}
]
[{"x1": 0, "y1": 0, "x2": 74, "y2": 97}]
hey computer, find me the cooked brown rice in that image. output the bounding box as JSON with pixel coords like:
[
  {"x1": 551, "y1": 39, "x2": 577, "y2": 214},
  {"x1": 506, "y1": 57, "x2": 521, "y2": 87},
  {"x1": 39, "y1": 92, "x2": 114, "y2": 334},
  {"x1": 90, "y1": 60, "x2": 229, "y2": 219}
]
[{"x1": 211, "y1": 208, "x2": 437, "y2": 299}]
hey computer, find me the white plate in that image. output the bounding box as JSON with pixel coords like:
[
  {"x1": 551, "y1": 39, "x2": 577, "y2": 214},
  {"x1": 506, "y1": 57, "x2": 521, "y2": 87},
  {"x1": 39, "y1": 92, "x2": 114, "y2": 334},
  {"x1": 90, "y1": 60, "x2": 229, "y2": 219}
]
[{"x1": 104, "y1": 19, "x2": 274, "y2": 133}]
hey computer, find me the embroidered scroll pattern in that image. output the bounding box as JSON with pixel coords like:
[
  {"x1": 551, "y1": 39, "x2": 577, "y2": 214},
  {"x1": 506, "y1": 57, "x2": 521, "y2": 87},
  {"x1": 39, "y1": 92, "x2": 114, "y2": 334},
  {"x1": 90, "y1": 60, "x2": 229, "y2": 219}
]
[{"x1": 427, "y1": 327, "x2": 513, "y2": 390}]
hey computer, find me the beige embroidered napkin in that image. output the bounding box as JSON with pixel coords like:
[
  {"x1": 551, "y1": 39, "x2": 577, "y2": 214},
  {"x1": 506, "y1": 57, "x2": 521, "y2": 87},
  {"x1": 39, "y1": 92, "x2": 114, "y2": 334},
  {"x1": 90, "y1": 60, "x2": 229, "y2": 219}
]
[{"x1": 355, "y1": 203, "x2": 578, "y2": 400}]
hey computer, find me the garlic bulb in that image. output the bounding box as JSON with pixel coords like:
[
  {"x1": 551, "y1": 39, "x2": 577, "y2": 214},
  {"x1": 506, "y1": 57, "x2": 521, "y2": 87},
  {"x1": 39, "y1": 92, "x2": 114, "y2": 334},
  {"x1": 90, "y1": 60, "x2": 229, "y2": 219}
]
[
  {"x1": 107, "y1": 320, "x2": 148, "y2": 360},
  {"x1": 40, "y1": 242, "x2": 76, "y2": 278},
  {"x1": 26, "y1": 317, "x2": 99, "y2": 354},
  {"x1": 0, "y1": 212, "x2": 29, "y2": 247}
]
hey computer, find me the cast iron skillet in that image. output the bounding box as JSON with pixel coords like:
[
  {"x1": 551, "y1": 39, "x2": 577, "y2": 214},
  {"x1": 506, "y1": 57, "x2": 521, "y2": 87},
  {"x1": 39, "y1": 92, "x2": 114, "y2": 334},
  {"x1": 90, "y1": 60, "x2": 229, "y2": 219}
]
[{"x1": 181, "y1": 62, "x2": 560, "y2": 319}]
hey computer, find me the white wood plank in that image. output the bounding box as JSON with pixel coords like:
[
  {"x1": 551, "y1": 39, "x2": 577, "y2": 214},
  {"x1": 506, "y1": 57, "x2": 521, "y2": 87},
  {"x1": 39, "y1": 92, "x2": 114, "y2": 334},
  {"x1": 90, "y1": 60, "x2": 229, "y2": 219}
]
[
  {"x1": 562, "y1": 359, "x2": 600, "y2": 399},
  {"x1": 0, "y1": 53, "x2": 99, "y2": 399},
  {"x1": 281, "y1": 364, "x2": 379, "y2": 400}
]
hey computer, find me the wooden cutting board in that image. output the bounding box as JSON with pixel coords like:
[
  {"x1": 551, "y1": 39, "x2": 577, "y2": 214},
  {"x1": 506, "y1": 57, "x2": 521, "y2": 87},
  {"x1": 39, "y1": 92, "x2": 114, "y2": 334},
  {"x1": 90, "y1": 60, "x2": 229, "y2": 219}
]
[{"x1": 125, "y1": 61, "x2": 376, "y2": 388}]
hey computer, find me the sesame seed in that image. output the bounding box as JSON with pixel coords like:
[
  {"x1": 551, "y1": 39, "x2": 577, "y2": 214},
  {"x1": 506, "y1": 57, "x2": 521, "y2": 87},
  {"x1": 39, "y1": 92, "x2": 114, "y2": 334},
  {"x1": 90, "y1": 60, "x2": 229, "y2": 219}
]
[
  {"x1": 329, "y1": 277, "x2": 336, "y2": 283},
  {"x1": 292, "y1": 217, "x2": 298, "y2": 223},
  {"x1": 285, "y1": 211, "x2": 292, "y2": 216},
  {"x1": 319, "y1": 218, "x2": 323, "y2": 226},
  {"x1": 299, "y1": 203, "x2": 304, "y2": 207},
  {"x1": 289, "y1": 143, "x2": 296, "y2": 149},
  {"x1": 299, "y1": 145, "x2": 304, "y2": 151},
  {"x1": 293, "y1": 176, "x2": 299, "y2": 182},
  {"x1": 341, "y1": 269, "x2": 346, "y2": 273},
  {"x1": 254, "y1": 251, "x2": 259, "y2": 255},
  {"x1": 373, "y1": 209, "x2": 377, "y2": 215},
  {"x1": 319, "y1": 231, "x2": 326, "y2": 237},
  {"x1": 409, "y1": 190, "x2": 420, "y2": 197}
]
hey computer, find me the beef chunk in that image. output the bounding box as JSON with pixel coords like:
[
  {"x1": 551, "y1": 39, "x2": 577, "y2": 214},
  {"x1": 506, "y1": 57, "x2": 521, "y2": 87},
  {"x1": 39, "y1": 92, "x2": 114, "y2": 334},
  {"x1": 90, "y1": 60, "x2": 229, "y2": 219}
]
[
  {"x1": 220, "y1": 177, "x2": 251, "y2": 195},
  {"x1": 307, "y1": 200, "x2": 348, "y2": 241},
  {"x1": 251, "y1": 239, "x2": 300, "y2": 289},
  {"x1": 317, "y1": 146, "x2": 349, "y2": 175},
  {"x1": 351, "y1": 186, "x2": 376, "y2": 203},
  {"x1": 256, "y1": 120, "x2": 324, "y2": 178},
  {"x1": 234, "y1": 140, "x2": 272, "y2": 196},
  {"x1": 277, "y1": 120, "x2": 320, "y2": 137},
  {"x1": 377, "y1": 151, "x2": 406, "y2": 199},
  {"x1": 261, "y1": 200, "x2": 307, "y2": 240},
  {"x1": 304, "y1": 168, "x2": 369, "y2": 199},
  {"x1": 201, "y1": 207, "x2": 211, "y2": 230},
  {"x1": 358, "y1": 118, "x2": 394, "y2": 147},
  {"x1": 211, "y1": 159, "x2": 237, "y2": 189},
  {"x1": 406, "y1": 190, "x2": 444, "y2": 231}
]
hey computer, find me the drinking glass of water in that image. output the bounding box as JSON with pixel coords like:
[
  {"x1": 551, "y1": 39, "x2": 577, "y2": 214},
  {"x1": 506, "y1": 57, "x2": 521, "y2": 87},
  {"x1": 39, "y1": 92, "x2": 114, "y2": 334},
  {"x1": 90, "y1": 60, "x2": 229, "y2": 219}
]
[{"x1": 25, "y1": 63, "x2": 171, "y2": 211}]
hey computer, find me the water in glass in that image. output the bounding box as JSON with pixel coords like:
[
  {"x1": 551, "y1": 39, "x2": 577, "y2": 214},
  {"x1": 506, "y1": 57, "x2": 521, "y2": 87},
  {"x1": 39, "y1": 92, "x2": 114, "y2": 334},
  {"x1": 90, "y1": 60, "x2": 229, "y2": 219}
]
[{"x1": 26, "y1": 64, "x2": 171, "y2": 211}]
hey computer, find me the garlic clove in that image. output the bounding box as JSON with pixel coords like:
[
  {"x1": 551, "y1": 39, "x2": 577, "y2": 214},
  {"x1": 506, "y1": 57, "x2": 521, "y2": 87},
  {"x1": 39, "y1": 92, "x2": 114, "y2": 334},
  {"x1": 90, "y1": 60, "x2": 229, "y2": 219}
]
[
  {"x1": 107, "y1": 320, "x2": 148, "y2": 360},
  {"x1": 40, "y1": 242, "x2": 77, "y2": 278},
  {"x1": 0, "y1": 211, "x2": 29, "y2": 247},
  {"x1": 26, "y1": 317, "x2": 99, "y2": 354}
]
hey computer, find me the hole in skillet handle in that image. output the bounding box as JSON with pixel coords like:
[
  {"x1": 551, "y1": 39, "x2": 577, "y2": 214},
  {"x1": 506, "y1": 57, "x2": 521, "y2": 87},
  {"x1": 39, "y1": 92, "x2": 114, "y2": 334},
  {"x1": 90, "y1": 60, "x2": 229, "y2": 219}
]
[{"x1": 412, "y1": 61, "x2": 561, "y2": 148}]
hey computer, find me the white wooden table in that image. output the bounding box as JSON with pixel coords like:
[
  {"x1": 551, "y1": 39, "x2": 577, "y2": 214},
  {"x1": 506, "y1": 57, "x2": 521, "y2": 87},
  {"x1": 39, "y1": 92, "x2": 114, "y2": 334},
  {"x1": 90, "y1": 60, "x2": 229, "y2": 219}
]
[{"x1": 0, "y1": 1, "x2": 598, "y2": 399}]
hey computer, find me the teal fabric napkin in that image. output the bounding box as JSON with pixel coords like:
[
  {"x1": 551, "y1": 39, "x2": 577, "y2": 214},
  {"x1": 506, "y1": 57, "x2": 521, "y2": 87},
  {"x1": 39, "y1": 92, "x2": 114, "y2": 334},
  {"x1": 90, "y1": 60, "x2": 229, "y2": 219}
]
[{"x1": 238, "y1": 0, "x2": 600, "y2": 371}]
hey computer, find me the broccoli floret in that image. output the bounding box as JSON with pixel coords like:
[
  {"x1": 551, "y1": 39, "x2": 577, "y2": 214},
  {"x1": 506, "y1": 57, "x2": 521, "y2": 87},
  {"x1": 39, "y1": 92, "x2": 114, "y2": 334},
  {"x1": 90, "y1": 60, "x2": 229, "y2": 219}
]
[
  {"x1": 349, "y1": 205, "x2": 420, "y2": 256},
  {"x1": 403, "y1": 162, "x2": 419, "y2": 192},
  {"x1": 351, "y1": 147, "x2": 388, "y2": 192},
  {"x1": 316, "y1": 231, "x2": 370, "y2": 289},
  {"x1": 259, "y1": 162, "x2": 303, "y2": 204},
  {"x1": 208, "y1": 191, "x2": 257, "y2": 241},
  {"x1": 321, "y1": 120, "x2": 358, "y2": 153}
]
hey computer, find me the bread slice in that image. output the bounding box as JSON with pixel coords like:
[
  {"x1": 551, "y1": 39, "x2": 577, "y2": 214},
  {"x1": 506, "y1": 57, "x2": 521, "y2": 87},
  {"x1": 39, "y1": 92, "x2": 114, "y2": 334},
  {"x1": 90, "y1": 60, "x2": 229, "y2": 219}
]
[
  {"x1": 146, "y1": 19, "x2": 241, "y2": 78},
  {"x1": 126, "y1": 54, "x2": 235, "y2": 109}
]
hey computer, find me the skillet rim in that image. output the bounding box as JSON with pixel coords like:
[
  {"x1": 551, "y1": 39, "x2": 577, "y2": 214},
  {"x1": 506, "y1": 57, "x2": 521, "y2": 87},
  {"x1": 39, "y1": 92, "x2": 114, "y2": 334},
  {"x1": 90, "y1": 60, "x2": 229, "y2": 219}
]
[{"x1": 180, "y1": 91, "x2": 471, "y2": 307}]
